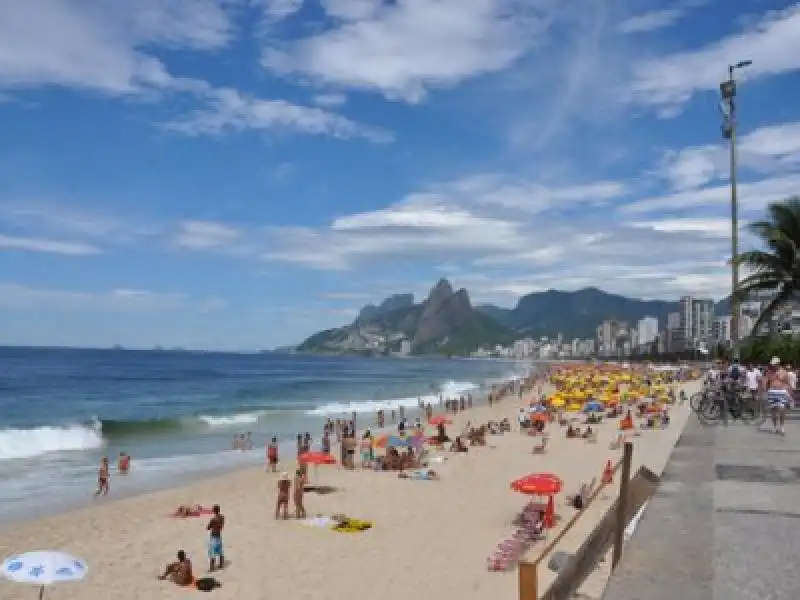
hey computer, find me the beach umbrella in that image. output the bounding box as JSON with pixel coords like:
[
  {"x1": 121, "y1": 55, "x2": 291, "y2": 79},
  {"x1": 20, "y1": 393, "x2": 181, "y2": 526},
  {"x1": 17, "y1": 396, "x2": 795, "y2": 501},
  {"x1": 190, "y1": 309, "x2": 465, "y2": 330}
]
[
  {"x1": 298, "y1": 451, "x2": 336, "y2": 482},
  {"x1": 428, "y1": 415, "x2": 452, "y2": 426},
  {"x1": 583, "y1": 401, "x2": 604, "y2": 413},
  {"x1": 511, "y1": 473, "x2": 563, "y2": 496},
  {"x1": 298, "y1": 452, "x2": 336, "y2": 465},
  {"x1": 2, "y1": 551, "x2": 88, "y2": 599},
  {"x1": 386, "y1": 435, "x2": 414, "y2": 448}
]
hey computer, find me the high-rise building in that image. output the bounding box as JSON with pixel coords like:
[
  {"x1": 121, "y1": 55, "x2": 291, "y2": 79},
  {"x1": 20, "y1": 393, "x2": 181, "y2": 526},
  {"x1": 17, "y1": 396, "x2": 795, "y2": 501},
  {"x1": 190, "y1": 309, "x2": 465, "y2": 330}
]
[
  {"x1": 679, "y1": 296, "x2": 715, "y2": 343},
  {"x1": 637, "y1": 316, "x2": 658, "y2": 347},
  {"x1": 713, "y1": 316, "x2": 732, "y2": 344}
]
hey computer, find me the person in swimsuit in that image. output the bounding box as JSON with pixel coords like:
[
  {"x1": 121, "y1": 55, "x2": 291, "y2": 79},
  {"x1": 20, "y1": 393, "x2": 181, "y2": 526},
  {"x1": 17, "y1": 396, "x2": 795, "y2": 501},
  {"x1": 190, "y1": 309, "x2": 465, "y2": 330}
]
[
  {"x1": 117, "y1": 452, "x2": 130, "y2": 475},
  {"x1": 94, "y1": 457, "x2": 110, "y2": 497},
  {"x1": 159, "y1": 550, "x2": 193, "y2": 586},
  {"x1": 294, "y1": 468, "x2": 307, "y2": 518},
  {"x1": 765, "y1": 356, "x2": 790, "y2": 435},
  {"x1": 267, "y1": 437, "x2": 279, "y2": 472},
  {"x1": 276, "y1": 472, "x2": 291, "y2": 519},
  {"x1": 206, "y1": 504, "x2": 225, "y2": 571}
]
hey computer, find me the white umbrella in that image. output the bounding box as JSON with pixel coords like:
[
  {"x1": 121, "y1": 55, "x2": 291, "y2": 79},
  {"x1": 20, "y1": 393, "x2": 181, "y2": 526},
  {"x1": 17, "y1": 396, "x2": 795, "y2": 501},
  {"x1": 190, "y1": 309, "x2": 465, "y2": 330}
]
[{"x1": 1, "y1": 551, "x2": 88, "y2": 599}]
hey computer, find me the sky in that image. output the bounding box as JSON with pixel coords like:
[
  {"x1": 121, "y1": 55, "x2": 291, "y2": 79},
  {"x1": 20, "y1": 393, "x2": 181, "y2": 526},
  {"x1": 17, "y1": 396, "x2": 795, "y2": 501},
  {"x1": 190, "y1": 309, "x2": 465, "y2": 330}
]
[{"x1": 1, "y1": 0, "x2": 800, "y2": 350}]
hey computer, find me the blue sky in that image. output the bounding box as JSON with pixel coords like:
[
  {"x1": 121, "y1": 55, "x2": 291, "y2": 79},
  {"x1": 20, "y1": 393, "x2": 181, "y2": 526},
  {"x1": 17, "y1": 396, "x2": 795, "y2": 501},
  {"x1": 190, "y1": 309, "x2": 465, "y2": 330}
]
[{"x1": 1, "y1": 0, "x2": 800, "y2": 350}]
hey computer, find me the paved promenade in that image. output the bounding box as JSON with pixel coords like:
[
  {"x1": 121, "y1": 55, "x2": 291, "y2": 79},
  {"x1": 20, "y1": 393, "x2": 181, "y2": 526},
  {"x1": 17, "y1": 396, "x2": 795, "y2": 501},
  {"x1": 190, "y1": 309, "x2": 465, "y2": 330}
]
[{"x1": 603, "y1": 416, "x2": 800, "y2": 600}]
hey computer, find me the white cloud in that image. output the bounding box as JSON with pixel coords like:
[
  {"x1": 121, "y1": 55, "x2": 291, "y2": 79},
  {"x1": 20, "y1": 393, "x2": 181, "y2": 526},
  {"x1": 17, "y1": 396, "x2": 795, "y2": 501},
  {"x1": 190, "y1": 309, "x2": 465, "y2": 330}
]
[
  {"x1": 627, "y1": 4, "x2": 800, "y2": 113},
  {"x1": 252, "y1": 0, "x2": 304, "y2": 23},
  {"x1": 312, "y1": 93, "x2": 347, "y2": 107},
  {"x1": 260, "y1": 167, "x2": 742, "y2": 302},
  {"x1": 628, "y1": 217, "x2": 731, "y2": 237},
  {"x1": 657, "y1": 121, "x2": 800, "y2": 190},
  {"x1": 0, "y1": 234, "x2": 102, "y2": 256},
  {"x1": 443, "y1": 174, "x2": 629, "y2": 213},
  {"x1": 0, "y1": 283, "x2": 226, "y2": 313},
  {"x1": 261, "y1": 0, "x2": 557, "y2": 102},
  {"x1": 163, "y1": 87, "x2": 392, "y2": 142},
  {"x1": 618, "y1": 9, "x2": 685, "y2": 34},
  {"x1": 174, "y1": 220, "x2": 242, "y2": 250},
  {"x1": 0, "y1": 2, "x2": 380, "y2": 142},
  {"x1": 0, "y1": 0, "x2": 235, "y2": 94},
  {"x1": 0, "y1": 203, "x2": 158, "y2": 243},
  {"x1": 620, "y1": 173, "x2": 800, "y2": 215},
  {"x1": 264, "y1": 197, "x2": 530, "y2": 270}
]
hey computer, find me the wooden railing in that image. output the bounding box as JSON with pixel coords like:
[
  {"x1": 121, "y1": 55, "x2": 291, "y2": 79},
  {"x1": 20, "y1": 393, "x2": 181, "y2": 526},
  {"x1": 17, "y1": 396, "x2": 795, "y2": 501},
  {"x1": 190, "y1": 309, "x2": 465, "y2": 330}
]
[{"x1": 518, "y1": 443, "x2": 632, "y2": 600}]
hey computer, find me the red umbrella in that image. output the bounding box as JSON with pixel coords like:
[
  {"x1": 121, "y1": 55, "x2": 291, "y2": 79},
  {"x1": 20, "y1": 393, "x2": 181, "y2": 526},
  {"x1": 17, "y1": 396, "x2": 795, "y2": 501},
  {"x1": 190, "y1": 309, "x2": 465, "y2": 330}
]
[
  {"x1": 428, "y1": 415, "x2": 452, "y2": 426},
  {"x1": 298, "y1": 452, "x2": 336, "y2": 466},
  {"x1": 510, "y1": 473, "x2": 563, "y2": 496}
]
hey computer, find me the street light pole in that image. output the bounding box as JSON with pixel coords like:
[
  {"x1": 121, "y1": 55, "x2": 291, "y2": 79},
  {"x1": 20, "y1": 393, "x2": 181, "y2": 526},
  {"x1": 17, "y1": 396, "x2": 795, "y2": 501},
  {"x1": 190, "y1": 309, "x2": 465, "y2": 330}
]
[{"x1": 720, "y1": 60, "x2": 752, "y2": 360}]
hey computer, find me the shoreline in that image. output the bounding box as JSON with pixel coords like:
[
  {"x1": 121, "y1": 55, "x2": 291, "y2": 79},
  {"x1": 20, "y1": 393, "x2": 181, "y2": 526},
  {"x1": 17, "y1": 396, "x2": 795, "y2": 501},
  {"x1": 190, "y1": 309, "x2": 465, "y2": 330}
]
[
  {"x1": 0, "y1": 367, "x2": 695, "y2": 600},
  {"x1": 0, "y1": 366, "x2": 533, "y2": 527}
]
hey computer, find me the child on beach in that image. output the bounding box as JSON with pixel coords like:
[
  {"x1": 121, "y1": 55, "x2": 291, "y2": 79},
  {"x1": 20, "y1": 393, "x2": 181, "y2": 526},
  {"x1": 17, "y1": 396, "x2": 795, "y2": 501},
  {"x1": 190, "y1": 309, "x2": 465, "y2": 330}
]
[
  {"x1": 206, "y1": 504, "x2": 225, "y2": 571},
  {"x1": 276, "y1": 472, "x2": 291, "y2": 519}
]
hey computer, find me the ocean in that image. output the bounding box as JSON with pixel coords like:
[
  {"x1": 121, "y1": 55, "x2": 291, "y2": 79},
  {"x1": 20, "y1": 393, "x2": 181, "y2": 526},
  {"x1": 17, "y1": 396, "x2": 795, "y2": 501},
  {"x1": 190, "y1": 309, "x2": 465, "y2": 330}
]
[{"x1": 0, "y1": 346, "x2": 531, "y2": 523}]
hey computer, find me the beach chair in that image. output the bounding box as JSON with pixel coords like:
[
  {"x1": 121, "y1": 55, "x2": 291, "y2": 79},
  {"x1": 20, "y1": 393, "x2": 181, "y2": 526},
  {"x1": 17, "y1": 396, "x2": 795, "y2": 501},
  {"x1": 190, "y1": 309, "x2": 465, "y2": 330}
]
[{"x1": 532, "y1": 436, "x2": 548, "y2": 454}]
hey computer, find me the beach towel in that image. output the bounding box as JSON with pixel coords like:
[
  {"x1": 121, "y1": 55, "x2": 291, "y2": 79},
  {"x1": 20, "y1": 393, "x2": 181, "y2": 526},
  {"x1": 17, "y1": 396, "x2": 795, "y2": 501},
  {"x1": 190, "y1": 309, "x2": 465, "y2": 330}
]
[
  {"x1": 331, "y1": 518, "x2": 372, "y2": 533},
  {"x1": 171, "y1": 507, "x2": 214, "y2": 518}
]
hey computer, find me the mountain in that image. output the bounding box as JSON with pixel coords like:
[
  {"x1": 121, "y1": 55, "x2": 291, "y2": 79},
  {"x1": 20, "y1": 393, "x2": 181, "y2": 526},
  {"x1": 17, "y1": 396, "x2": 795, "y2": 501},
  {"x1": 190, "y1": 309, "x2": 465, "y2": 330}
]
[
  {"x1": 477, "y1": 287, "x2": 682, "y2": 339},
  {"x1": 297, "y1": 279, "x2": 514, "y2": 356},
  {"x1": 355, "y1": 293, "x2": 415, "y2": 323}
]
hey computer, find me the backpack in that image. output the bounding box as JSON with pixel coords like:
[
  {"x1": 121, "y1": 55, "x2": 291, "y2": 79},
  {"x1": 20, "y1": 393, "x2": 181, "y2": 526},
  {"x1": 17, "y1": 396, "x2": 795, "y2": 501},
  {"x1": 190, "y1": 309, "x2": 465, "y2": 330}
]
[
  {"x1": 195, "y1": 577, "x2": 221, "y2": 592},
  {"x1": 730, "y1": 365, "x2": 740, "y2": 381}
]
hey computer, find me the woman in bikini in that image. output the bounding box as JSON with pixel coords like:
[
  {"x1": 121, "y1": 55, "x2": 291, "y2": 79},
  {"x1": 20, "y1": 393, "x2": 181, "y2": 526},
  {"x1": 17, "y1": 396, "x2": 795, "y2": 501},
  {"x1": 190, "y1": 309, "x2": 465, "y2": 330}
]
[
  {"x1": 765, "y1": 356, "x2": 791, "y2": 435},
  {"x1": 94, "y1": 457, "x2": 110, "y2": 497}
]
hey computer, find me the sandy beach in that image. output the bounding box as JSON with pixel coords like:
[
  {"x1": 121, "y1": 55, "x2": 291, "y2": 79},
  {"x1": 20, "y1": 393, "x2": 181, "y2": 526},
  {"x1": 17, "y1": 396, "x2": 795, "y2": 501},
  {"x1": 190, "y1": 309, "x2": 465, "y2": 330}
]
[{"x1": 0, "y1": 370, "x2": 700, "y2": 600}]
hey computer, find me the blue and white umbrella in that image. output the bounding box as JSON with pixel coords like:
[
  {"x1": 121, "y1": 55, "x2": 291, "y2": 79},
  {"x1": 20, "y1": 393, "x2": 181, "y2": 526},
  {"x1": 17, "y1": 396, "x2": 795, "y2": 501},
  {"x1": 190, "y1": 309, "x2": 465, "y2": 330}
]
[{"x1": 2, "y1": 551, "x2": 88, "y2": 599}]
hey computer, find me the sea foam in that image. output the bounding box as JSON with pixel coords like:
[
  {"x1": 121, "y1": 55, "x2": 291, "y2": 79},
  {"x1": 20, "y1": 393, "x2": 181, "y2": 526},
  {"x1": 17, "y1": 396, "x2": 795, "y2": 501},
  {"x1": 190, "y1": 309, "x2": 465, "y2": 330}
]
[{"x1": 0, "y1": 424, "x2": 105, "y2": 460}]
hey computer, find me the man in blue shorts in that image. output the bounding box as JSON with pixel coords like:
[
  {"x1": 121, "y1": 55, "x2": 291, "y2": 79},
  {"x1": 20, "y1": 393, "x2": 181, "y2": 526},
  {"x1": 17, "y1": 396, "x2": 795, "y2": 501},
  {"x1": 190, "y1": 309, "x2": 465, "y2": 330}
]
[{"x1": 206, "y1": 504, "x2": 225, "y2": 571}]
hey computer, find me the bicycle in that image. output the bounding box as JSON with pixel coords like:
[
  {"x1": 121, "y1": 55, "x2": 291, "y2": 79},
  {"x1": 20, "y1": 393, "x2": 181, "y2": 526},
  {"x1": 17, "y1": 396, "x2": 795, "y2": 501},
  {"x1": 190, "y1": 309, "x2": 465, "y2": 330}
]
[{"x1": 693, "y1": 381, "x2": 766, "y2": 426}]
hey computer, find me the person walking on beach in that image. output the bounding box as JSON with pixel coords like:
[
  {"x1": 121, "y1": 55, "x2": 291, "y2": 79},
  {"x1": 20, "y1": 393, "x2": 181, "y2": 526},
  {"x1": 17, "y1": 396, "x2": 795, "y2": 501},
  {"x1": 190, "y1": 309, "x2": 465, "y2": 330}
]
[
  {"x1": 94, "y1": 457, "x2": 110, "y2": 497},
  {"x1": 206, "y1": 504, "x2": 225, "y2": 571},
  {"x1": 267, "y1": 437, "x2": 279, "y2": 472},
  {"x1": 276, "y1": 472, "x2": 291, "y2": 519}
]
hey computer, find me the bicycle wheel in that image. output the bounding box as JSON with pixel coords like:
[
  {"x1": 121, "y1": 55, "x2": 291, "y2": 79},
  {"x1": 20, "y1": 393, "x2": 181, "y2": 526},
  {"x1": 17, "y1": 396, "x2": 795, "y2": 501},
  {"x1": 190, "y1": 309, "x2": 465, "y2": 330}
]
[
  {"x1": 697, "y1": 398, "x2": 722, "y2": 425},
  {"x1": 740, "y1": 398, "x2": 767, "y2": 426},
  {"x1": 690, "y1": 392, "x2": 705, "y2": 413}
]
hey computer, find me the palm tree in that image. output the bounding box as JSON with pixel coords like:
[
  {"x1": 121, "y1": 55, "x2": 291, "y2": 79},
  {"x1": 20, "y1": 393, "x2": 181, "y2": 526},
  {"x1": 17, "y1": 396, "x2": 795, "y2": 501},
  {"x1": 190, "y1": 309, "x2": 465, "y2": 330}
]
[{"x1": 734, "y1": 196, "x2": 800, "y2": 333}]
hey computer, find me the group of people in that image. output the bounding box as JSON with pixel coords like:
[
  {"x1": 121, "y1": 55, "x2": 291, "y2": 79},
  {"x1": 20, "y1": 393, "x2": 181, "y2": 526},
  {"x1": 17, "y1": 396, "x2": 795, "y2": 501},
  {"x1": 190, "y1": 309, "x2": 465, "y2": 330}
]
[
  {"x1": 160, "y1": 504, "x2": 225, "y2": 589},
  {"x1": 707, "y1": 357, "x2": 797, "y2": 435},
  {"x1": 93, "y1": 452, "x2": 131, "y2": 497}
]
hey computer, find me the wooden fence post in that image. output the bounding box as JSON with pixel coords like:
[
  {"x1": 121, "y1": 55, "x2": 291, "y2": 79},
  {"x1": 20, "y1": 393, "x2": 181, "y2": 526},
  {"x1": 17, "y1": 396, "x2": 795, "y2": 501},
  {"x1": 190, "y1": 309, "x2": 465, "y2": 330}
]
[
  {"x1": 519, "y1": 561, "x2": 538, "y2": 600},
  {"x1": 611, "y1": 441, "x2": 633, "y2": 571}
]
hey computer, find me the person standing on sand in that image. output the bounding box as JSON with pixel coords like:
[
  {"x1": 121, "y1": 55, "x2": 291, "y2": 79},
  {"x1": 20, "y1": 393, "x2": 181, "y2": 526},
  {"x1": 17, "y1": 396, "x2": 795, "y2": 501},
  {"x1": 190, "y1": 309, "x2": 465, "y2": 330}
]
[
  {"x1": 206, "y1": 504, "x2": 225, "y2": 571},
  {"x1": 294, "y1": 468, "x2": 307, "y2": 518},
  {"x1": 94, "y1": 457, "x2": 110, "y2": 497},
  {"x1": 267, "y1": 437, "x2": 279, "y2": 472},
  {"x1": 276, "y1": 472, "x2": 291, "y2": 519}
]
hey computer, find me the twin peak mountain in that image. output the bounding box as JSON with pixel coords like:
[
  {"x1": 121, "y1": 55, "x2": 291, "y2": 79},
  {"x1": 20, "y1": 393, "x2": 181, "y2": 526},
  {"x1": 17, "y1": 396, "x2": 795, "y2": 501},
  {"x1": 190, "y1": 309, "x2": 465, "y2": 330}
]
[{"x1": 297, "y1": 279, "x2": 688, "y2": 356}]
